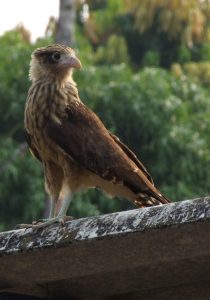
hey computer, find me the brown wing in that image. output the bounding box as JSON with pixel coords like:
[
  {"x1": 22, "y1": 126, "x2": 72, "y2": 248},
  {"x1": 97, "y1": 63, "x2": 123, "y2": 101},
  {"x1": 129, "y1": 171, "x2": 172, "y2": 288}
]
[
  {"x1": 109, "y1": 132, "x2": 154, "y2": 185},
  {"x1": 25, "y1": 131, "x2": 42, "y2": 162},
  {"x1": 46, "y1": 101, "x2": 170, "y2": 205}
]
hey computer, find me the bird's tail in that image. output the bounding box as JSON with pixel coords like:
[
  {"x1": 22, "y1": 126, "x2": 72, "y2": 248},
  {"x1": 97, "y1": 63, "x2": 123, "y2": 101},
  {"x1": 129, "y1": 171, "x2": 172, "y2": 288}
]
[{"x1": 133, "y1": 185, "x2": 171, "y2": 208}]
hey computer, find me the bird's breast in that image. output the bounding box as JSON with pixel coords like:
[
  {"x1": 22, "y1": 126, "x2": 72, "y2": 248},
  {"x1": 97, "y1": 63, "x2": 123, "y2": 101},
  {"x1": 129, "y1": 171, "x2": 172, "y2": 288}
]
[
  {"x1": 25, "y1": 84, "x2": 60, "y2": 158},
  {"x1": 24, "y1": 82, "x2": 78, "y2": 163}
]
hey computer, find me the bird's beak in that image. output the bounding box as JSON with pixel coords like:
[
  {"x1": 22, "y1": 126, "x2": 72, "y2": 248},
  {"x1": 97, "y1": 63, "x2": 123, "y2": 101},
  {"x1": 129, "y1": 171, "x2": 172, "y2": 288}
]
[{"x1": 67, "y1": 55, "x2": 82, "y2": 69}]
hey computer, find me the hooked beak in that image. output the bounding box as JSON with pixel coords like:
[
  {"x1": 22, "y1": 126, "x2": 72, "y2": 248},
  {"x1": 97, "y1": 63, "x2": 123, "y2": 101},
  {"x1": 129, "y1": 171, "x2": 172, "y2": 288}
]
[{"x1": 67, "y1": 55, "x2": 82, "y2": 69}]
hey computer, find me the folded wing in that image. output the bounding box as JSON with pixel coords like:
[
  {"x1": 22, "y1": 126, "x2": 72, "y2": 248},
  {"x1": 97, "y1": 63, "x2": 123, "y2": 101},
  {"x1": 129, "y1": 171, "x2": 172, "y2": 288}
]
[{"x1": 46, "y1": 101, "x2": 171, "y2": 206}]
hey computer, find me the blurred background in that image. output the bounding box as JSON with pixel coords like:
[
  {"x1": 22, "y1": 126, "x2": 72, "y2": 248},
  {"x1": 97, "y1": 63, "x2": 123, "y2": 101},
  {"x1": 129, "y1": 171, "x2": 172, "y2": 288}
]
[{"x1": 1, "y1": 0, "x2": 210, "y2": 230}]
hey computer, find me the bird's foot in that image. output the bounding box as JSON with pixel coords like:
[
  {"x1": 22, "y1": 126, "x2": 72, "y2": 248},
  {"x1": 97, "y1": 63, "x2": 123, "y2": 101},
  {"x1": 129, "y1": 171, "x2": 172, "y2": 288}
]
[
  {"x1": 32, "y1": 218, "x2": 49, "y2": 225},
  {"x1": 14, "y1": 216, "x2": 74, "y2": 230},
  {"x1": 32, "y1": 215, "x2": 74, "y2": 225},
  {"x1": 14, "y1": 223, "x2": 34, "y2": 230},
  {"x1": 14, "y1": 218, "x2": 49, "y2": 229},
  {"x1": 31, "y1": 215, "x2": 74, "y2": 230},
  {"x1": 32, "y1": 216, "x2": 64, "y2": 230}
]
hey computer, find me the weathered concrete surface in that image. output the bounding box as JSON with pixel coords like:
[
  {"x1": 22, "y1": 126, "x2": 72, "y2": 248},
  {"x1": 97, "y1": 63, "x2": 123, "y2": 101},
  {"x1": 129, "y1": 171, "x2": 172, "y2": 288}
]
[{"x1": 0, "y1": 197, "x2": 210, "y2": 299}]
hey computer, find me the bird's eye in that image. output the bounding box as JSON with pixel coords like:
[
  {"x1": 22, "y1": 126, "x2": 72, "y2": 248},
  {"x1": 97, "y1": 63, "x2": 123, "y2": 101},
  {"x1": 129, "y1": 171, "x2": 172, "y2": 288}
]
[{"x1": 51, "y1": 52, "x2": 61, "y2": 62}]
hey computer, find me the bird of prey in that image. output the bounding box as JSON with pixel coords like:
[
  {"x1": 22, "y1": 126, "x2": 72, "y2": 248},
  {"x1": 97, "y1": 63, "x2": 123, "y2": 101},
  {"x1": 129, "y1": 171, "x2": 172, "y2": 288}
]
[{"x1": 24, "y1": 44, "x2": 170, "y2": 229}]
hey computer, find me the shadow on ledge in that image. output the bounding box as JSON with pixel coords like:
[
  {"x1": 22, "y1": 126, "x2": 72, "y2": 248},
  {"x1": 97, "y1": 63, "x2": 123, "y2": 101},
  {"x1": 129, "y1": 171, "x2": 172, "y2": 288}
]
[{"x1": 0, "y1": 197, "x2": 210, "y2": 300}]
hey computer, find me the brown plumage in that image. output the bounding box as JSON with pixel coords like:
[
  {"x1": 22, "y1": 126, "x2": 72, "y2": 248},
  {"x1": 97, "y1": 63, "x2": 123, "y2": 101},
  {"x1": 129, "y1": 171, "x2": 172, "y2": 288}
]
[{"x1": 24, "y1": 44, "x2": 171, "y2": 228}]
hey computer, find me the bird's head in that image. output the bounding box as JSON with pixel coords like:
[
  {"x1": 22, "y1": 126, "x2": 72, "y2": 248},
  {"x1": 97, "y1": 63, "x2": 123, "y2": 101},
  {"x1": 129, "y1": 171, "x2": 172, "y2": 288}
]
[{"x1": 29, "y1": 44, "x2": 82, "y2": 83}]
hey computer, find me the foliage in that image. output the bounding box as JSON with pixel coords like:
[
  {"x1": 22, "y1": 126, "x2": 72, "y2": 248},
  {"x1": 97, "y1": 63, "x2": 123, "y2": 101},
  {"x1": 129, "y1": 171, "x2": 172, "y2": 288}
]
[
  {"x1": 0, "y1": 30, "x2": 45, "y2": 230},
  {"x1": 171, "y1": 61, "x2": 210, "y2": 88},
  {"x1": 124, "y1": 0, "x2": 210, "y2": 47},
  {"x1": 95, "y1": 34, "x2": 129, "y2": 65},
  {"x1": 0, "y1": 138, "x2": 44, "y2": 231},
  {"x1": 176, "y1": 45, "x2": 192, "y2": 64},
  {"x1": 74, "y1": 26, "x2": 95, "y2": 66},
  {"x1": 84, "y1": 0, "x2": 125, "y2": 44},
  {"x1": 82, "y1": 0, "x2": 210, "y2": 67},
  {"x1": 142, "y1": 50, "x2": 160, "y2": 67}
]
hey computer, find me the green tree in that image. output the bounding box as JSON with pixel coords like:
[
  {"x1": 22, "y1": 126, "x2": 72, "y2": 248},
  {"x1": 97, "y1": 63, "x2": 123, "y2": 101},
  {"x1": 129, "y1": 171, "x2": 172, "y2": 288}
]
[
  {"x1": 82, "y1": 0, "x2": 210, "y2": 67},
  {"x1": 125, "y1": 0, "x2": 210, "y2": 46},
  {"x1": 0, "y1": 30, "x2": 47, "y2": 230}
]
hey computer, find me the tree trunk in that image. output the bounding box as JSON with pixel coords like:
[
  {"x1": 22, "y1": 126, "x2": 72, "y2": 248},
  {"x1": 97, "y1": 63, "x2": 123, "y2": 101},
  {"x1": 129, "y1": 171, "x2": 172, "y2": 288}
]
[{"x1": 55, "y1": 0, "x2": 76, "y2": 46}]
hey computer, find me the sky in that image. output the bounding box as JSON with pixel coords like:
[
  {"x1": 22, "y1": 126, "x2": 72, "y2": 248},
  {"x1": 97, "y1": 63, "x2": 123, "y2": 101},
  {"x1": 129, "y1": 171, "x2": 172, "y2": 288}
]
[{"x1": 0, "y1": 0, "x2": 59, "y2": 41}]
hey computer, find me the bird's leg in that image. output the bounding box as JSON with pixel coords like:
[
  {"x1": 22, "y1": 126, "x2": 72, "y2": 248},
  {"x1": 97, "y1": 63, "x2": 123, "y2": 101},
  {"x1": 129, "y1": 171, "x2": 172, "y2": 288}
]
[
  {"x1": 15, "y1": 198, "x2": 57, "y2": 229},
  {"x1": 32, "y1": 191, "x2": 72, "y2": 230},
  {"x1": 32, "y1": 163, "x2": 64, "y2": 226},
  {"x1": 49, "y1": 199, "x2": 56, "y2": 218},
  {"x1": 15, "y1": 162, "x2": 63, "y2": 230},
  {"x1": 32, "y1": 198, "x2": 56, "y2": 225}
]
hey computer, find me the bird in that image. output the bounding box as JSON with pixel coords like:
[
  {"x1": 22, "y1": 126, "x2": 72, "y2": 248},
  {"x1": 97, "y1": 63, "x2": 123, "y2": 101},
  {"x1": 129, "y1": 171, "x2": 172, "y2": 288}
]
[{"x1": 23, "y1": 44, "x2": 171, "y2": 229}]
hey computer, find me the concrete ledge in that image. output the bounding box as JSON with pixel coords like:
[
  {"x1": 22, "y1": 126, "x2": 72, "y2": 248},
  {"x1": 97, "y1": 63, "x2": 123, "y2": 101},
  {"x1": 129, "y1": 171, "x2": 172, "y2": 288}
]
[{"x1": 0, "y1": 197, "x2": 210, "y2": 299}]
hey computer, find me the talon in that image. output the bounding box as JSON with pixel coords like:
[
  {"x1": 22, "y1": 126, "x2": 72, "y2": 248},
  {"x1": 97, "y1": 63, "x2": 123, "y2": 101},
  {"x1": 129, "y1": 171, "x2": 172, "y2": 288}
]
[
  {"x1": 32, "y1": 220, "x2": 40, "y2": 225},
  {"x1": 32, "y1": 218, "x2": 48, "y2": 225},
  {"x1": 64, "y1": 215, "x2": 74, "y2": 222},
  {"x1": 60, "y1": 218, "x2": 66, "y2": 227},
  {"x1": 59, "y1": 216, "x2": 74, "y2": 227},
  {"x1": 15, "y1": 216, "x2": 74, "y2": 231},
  {"x1": 30, "y1": 216, "x2": 67, "y2": 230},
  {"x1": 14, "y1": 223, "x2": 33, "y2": 230}
]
